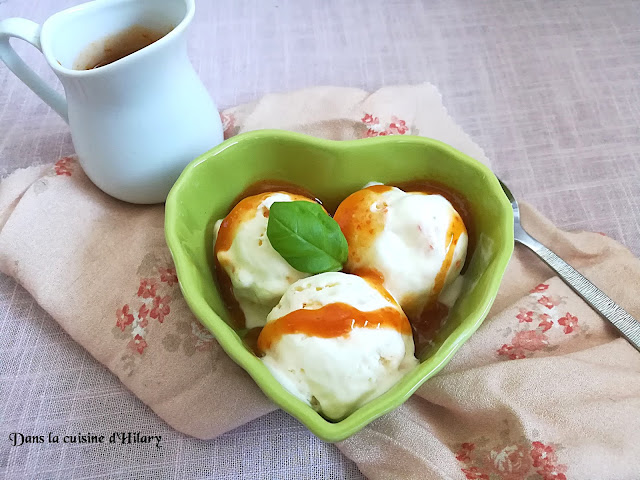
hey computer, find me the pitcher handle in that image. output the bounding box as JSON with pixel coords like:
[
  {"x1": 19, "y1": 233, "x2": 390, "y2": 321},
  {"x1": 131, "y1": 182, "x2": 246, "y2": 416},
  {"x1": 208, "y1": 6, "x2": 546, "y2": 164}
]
[{"x1": 0, "y1": 18, "x2": 68, "y2": 123}]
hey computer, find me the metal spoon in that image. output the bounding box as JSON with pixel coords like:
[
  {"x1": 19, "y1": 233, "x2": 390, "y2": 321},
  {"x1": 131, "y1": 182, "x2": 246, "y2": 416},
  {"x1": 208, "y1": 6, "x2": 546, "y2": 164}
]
[{"x1": 499, "y1": 179, "x2": 640, "y2": 352}]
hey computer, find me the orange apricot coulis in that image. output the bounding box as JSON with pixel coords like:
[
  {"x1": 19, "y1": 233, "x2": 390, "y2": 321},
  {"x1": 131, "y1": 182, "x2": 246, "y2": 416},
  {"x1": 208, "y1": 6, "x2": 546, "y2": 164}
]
[
  {"x1": 427, "y1": 211, "x2": 466, "y2": 306},
  {"x1": 213, "y1": 192, "x2": 286, "y2": 329},
  {"x1": 213, "y1": 182, "x2": 319, "y2": 328},
  {"x1": 333, "y1": 185, "x2": 393, "y2": 265},
  {"x1": 257, "y1": 302, "x2": 411, "y2": 353},
  {"x1": 215, "y1": 192, "x2": 275, "y2": 254}
]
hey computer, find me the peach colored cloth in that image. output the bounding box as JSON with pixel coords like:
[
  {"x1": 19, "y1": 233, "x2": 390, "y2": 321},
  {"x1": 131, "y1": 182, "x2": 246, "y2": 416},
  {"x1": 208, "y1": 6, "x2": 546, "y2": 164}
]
[{"x1": 1, "y1": 85, "x2": 639, "y2": 479}]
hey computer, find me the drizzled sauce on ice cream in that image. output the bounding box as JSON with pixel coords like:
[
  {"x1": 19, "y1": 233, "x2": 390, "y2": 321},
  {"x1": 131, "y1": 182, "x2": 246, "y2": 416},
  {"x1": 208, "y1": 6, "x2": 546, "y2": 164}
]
[
  {"x1": 257, "y1": 302, "x2": 411, "y2": 353},
  {"x1": 333, "y1": 184, "x2": 394, "y2": 265},
  {"x1": 214, "y1": 181, "x2": 320, "y2": 329}
]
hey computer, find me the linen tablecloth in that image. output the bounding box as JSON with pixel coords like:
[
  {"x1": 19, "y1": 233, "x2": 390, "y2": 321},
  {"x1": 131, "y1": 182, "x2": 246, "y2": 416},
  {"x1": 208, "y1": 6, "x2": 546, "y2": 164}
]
[{"x1": 1, "y1": 0, "x2": 639, "y2": 478}]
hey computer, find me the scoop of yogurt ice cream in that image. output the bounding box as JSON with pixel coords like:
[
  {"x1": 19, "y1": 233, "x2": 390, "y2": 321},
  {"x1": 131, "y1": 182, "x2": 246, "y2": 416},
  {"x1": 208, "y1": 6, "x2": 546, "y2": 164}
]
[
  {"x1": 333, "y1": 184, "x2": 468, "y2": 319},
  {"x1": 214, "y1": 192, "x2": 315, "y2": 328},
  {"x1": 257, "y1": 272, "x2": 418, "y2": 420}
]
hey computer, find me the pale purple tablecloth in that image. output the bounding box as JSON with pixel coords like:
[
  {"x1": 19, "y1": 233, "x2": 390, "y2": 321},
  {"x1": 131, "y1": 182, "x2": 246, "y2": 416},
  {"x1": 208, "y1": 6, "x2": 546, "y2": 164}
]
[{"x1": 1, "y1": 0, "x2": 639, "y2": 478}]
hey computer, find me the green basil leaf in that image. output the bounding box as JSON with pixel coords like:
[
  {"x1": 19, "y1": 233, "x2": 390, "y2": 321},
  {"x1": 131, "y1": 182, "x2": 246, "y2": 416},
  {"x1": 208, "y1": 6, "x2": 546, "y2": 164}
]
[{"x1": 267, "y1": 201, "x2": 348, "y2": 274}]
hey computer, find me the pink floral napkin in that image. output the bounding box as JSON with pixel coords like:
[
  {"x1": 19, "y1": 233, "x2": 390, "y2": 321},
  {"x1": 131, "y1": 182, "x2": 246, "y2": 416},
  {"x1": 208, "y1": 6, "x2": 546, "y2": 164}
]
[{"x1": 1, "y1": 84, "x2": 639, "y2": 479}]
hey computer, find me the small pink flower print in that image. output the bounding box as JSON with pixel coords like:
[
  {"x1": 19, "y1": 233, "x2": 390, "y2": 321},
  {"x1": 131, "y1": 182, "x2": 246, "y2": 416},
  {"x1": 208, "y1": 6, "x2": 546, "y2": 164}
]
[
  {"x1": 138, "y1": 303, "x2": 149, "y2": 319},
  {"x1": 137, "y1": 278, "x2": 158, "y2": 299},
  {"x1": 455, "y1": 443, "x2": 475, "y2": 462},
  {"x1": 115, "y1": 256, "x2": 180, "y2": 356},
  {"x1": 558, "y1": 313, "x2": 579, "y2": 334},
  {"x1": 538, "y1": 295, "x2": 560, "y2": 310},
  {"x1": 530, "y1": 441, "x2": 555, "y2": 468},
  {"x1": 54, "y1": 156, "x2": 73, "y2": 176},
  {"x1": 516, "y1": 308, "x2": 535, "y2": 323},
  {"x1": 128, "y1": 334, "x2": 147, "y2": 354},
  {"x1": 497, "y1": 343, "x2": 525, "y2": 360},
  {"x1": 362, "y1": 113, "x2": 378, "y2": 124},
  {"x1": 546, "y1": 474, "x2": 567, "y2": 480},
  {"x1": 138, "y1": 304, "x2": 150, "y2": 328},
  {"x1": 150, "y1": 295, "x2": 171, "y2": 323},
  {"x1": 389, "y1": 116, "x2": 408, "y2": 134},
  {"x1": 531, "y1": 441, "x2": 568, "y2": 479},
  {"x1": 159, "y1": 266, "x2": 178, "y2": 286},
  {"x1": 116, "y1": 305, "x2": 134, "y2": 331},
  {"x1": 456, "y1": 438, "x2": 568, "y2": 480},
  {"x1": 220, "y1": 112, "x2": 237, "y2": 140},
  {"x1": 538, "y1": 313, "x2": 553, "y2": 332},
  {"x1": 530, "y1": 283, "x2": 549, "y2": 293},
  {"x1": 461, "y1": 467, "x2": 489, "y2": 480},
  {"x1": 512, "y1": 330, "x2": 548, "y2": 351},
  {"x1": 487, "y1": 444, "x2": 533, "y2": 480},
  {"x1": 361, "y1": 113, "x2": 410, "y2": 138}
]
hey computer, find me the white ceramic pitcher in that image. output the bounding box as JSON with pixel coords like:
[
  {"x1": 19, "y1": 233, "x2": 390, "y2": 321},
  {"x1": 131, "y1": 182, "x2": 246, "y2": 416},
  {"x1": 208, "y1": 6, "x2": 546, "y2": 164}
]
[{"x1": 0, "y1": 0, "x2": 223, "y2": 204}]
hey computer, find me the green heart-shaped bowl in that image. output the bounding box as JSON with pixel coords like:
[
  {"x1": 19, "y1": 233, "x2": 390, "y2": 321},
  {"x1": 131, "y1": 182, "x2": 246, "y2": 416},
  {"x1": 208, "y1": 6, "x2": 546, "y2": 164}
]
[{"x1": 165, "y1": 130, "x2": 513, "y2": 442}]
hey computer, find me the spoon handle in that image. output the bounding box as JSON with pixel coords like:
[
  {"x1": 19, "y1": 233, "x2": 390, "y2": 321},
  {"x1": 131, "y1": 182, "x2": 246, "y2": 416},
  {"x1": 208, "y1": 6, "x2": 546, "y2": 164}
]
[{"x1": 516, "y1": 231, "x2": 640, "y2": 353}]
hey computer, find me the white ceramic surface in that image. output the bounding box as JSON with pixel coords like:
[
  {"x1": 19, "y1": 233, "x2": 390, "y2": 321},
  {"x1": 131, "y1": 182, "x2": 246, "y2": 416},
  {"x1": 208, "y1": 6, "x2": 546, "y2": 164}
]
[{"x1": 0, "y1": 0, "x2": 223, "y2": 204}]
